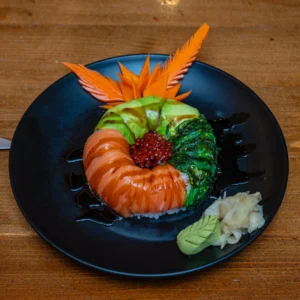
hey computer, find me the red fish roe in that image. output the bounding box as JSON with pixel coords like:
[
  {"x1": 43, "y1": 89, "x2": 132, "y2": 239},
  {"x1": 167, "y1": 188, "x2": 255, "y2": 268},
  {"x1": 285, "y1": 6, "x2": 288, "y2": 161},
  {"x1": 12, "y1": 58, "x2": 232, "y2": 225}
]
[{"x1": 130, "y1": 131, "x2": 173, "y2": 168}]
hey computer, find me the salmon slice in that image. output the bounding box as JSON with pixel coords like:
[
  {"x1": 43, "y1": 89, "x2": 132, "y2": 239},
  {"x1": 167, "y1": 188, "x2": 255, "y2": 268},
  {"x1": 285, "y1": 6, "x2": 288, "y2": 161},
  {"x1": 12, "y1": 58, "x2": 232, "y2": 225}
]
[
  {"x1": 83, "y1": 128, "x2": 187, "y2": 217},
  {"x1": 83, "y1": 129, "x2": 126, "y2": 161},
  {"x1": 88, "y1": 157, "x2": 132, "y2": 191},
  {"x1": 84, "y1": 139, "x2": 129, "y2": 170},
  {"x1": 85, "y1": 149, "x2": 133, "y2": 181}
]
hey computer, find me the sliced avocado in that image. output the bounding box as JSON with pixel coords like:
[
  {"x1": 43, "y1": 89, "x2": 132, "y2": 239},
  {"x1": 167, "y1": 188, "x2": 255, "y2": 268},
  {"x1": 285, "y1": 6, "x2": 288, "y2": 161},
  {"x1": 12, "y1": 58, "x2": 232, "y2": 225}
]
[
  {"x1": 161, "y1": 99, "x2": 200, "y2": 125},
  {"x1": 96, "y1": 111, "x2": 122, "y2": 127},
  {"x1": 106, "y1": 100, "x2": 149, "y2": 139},
  {"x1": 156, "y1": 119, "x2": 170, "y2": 136},
  {"x1": 95, "y1": 112, "x2": 135, "y2": 144},
  {"x1": 138, "y1": 96, "x2": 163, "y2": 131},
  {"x1": 157, "y1": 99, "x2": 200, "y2": 136},
  {"x1": 94, "y1": 97, "x2": 201, "y2": 144}
]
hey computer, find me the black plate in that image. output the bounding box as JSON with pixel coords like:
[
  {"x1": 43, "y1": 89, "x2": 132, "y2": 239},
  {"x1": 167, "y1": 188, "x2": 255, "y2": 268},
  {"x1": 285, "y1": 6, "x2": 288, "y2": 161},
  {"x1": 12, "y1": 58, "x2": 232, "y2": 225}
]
[{"x1": 9, "y1": 54, "x2": 288, "y2": 277}]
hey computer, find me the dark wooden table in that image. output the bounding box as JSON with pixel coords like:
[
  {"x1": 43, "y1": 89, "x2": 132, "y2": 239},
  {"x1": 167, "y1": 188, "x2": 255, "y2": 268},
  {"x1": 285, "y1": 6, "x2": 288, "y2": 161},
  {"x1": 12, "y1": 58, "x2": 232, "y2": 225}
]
[{"x1": 1, "y1": 0, "x2": 300, "y2": 299}]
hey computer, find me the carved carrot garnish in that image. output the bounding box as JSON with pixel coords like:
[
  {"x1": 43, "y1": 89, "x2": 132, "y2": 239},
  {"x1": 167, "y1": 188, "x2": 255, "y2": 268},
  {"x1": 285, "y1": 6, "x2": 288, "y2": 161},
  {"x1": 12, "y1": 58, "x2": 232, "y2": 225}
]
[
  {"x1": 143, "y1": 73, "x2": 169, "y2": 98},
  {"x1": 146, "y1": 63, "x2": 161, "y2": 88},
  {"x1": 137, "y1": 55, "x2": 150, "y2": 92},
  {"x1": 100, "y1": 102, "x2": 124, "y2": 109},
  {"x1": 118, "y1": 81, "x2": 134, "y2": 101},
  {"x1": 62, "y1": 62, "x2": 123, "y2": 102},
  {"x1": 174, "y1": 91, "x2": 192, "y2": 102},
  {"x1": 164, "y1": 83, "x2": 182, "y2": 99},
  {"x1": 117, "y1": 73, "x2": 133, "y2": 87},
  {"x1": 130, "y1": 77, "x2": 142, "y2": 99},
  {"x1": 156, "y1": 23, "x2": 210, "y2": 89},
  {"x1": 118, "y1": 62, "x2": 139, "y2": 85},
  {"x1": 62, "y1": 23, "x2": 210, "y2": 108}
]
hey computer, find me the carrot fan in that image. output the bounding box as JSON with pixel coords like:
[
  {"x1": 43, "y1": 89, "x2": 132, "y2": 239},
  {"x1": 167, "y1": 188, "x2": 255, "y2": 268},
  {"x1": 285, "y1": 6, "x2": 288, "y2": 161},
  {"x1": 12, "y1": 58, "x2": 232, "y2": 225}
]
[{"x1": 62, "y1": 23, "x2": 210, "y2": 109}]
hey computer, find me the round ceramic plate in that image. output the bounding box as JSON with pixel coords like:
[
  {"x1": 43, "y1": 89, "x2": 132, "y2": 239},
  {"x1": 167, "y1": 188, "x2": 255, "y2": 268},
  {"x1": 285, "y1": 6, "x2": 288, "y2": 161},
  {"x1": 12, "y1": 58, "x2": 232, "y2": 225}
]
[{"x1": 9, "y1": 54, "x2": 288, "y2": 277}]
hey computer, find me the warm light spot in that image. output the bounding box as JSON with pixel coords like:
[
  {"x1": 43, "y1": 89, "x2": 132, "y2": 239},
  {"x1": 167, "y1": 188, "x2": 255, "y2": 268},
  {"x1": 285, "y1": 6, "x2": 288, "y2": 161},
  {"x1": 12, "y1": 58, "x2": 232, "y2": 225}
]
[{"x1": 159, "y1": 0, "x2": 180, "y2": 7}]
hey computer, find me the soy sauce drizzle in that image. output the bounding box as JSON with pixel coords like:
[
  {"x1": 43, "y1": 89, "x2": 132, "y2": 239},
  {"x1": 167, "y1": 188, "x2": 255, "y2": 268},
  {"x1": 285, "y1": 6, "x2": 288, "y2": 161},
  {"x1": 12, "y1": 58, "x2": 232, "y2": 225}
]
[
  {"x1": 73, "y1": 188, "x2": 122, "y2": 226},
  {"x1": 63, "y1": 112, "x2": 266, "y2": 225},
  {"x1": 76, "y1": 207, "x2": 122, "y2": 226},
  {"x1": 63, "y1": 149, "x2": 122, "y2": 226},
  {"x1": 74, "y1": 188, "x2": 102, "y2": 209},
  {"x1": 209, "y1": 112, "x2": 250, "y2": 136},
  {"x1": 209, "y1": 112, "x2": 265, "y2": 198},
  {"x1": 63, "y1": 149, "x2": 83, "y2": 162},
  {"x1": 64, "y1": 172, "x2": 86, "y2": 192}
]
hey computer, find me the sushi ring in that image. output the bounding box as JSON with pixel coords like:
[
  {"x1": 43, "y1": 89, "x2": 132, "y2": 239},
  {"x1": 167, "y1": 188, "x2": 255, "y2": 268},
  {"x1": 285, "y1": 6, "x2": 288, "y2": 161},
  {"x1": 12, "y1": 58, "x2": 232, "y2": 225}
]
[{"x1": 83, "y1": 97, "x2": 218, "y2": 218}]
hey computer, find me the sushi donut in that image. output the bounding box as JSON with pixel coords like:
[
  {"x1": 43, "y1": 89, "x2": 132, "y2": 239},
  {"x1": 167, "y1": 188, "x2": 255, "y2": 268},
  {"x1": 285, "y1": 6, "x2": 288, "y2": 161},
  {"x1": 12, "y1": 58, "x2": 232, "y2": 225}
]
[{"x1": 83, "y1": 96, "x2": 218, "y2": 218}]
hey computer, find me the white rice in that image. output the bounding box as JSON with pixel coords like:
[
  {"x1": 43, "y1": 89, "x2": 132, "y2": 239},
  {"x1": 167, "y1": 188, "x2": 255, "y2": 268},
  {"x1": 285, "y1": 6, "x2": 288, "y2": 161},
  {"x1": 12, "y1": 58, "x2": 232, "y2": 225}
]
[
  {"x1": 133, "y1": 207, "x2": 187, "y2": 219},
  {"x1": 132, "y1": 172, "x2": 190, "y2": 219},
  {"x1": 180, "y1": 171, "x2": 191, "y2": 195}
]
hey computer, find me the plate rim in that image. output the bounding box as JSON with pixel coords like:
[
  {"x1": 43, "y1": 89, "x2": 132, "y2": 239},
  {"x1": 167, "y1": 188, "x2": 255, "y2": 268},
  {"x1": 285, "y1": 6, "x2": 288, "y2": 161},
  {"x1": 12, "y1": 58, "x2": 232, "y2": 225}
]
[{"x1": 9, "y1": 54, "x2": 289, "y2": 278}]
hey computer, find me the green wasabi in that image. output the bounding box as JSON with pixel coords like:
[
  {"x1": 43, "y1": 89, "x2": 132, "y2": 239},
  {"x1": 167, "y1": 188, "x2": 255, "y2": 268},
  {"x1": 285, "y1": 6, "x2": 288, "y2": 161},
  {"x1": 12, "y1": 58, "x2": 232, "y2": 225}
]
[{"x1": 177, "y1": 215, "x2": 221, "y2": 255}]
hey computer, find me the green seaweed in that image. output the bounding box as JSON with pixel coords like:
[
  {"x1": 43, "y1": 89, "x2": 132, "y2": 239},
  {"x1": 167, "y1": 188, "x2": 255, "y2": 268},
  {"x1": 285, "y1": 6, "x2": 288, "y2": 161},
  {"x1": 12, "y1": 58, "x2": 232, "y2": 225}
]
[{"x1": 167, "y1": 117, "x2": 218, "y2": 207}]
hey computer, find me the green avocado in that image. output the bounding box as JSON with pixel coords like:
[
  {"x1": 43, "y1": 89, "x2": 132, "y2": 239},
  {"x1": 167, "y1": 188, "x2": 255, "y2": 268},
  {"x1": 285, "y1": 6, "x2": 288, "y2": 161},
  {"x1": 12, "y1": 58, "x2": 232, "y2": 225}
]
[
  {"x1": 103, "y1": 100, "x2": 149, "y2": 140},
  {"x1": 94, "y1": 96, "x2": 199, "y2": 143},
  {"x1": 156, "y1": 99, "x2": 200, "y2": 136},
  {"x1": 95, "y1": 112, "x2": 136, "y2": 144},
  {"x1": 138, "y1": 96, "x2": 163, "y2": 131}
]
